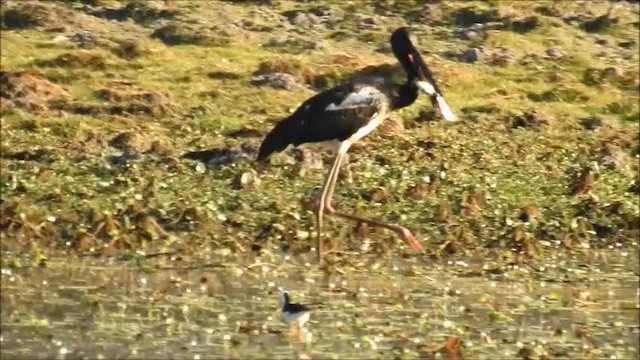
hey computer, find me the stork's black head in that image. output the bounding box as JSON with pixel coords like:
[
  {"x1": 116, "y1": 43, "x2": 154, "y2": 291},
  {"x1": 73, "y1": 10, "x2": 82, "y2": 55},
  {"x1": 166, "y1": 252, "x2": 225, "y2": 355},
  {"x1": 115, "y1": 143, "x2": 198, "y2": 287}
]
[
  {"x1": 390, "y1": 27, "x2": 417, "y2": 61},
  {"x1": 390, "y1": 27, "x2": 441, "y2": 93}
]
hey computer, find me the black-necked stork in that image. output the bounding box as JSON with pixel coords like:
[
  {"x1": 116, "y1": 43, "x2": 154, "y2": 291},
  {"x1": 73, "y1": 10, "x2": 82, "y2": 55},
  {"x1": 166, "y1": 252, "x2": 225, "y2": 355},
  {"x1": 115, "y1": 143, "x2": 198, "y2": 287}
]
[
  {"x1": 279, "y1": 288, "x2": 311, "y2": 329},
  {"x1": 257, "y1": 27, "x2": 457, "y2": 261}
]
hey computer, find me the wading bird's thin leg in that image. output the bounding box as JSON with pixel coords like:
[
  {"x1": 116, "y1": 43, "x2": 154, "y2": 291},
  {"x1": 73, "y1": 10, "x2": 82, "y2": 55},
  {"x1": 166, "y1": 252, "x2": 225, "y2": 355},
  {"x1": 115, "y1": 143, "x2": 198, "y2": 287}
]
[
  {"x1": 312, "y1": 144, "x2": 423, "y2": 259},
  {"x1": 330, "y1": 210, "x2": 423, "y2": 252},
  {"x1": 316, "y1": 144, "x2": 350, "y2": 261},
  {"x1": 323, "y1": 151, "x2": 348, "y2": 214}
]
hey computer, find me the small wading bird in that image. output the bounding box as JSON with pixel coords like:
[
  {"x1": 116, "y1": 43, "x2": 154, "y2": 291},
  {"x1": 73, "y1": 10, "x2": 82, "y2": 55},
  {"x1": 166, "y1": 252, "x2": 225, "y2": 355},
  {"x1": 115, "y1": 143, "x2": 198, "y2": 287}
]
[
  {"x1": 279, "y1": 288, "x2": 311, "y2": 333},
  {"x1": 257, "y1": 27, "x2": 457, "y2": 261}
]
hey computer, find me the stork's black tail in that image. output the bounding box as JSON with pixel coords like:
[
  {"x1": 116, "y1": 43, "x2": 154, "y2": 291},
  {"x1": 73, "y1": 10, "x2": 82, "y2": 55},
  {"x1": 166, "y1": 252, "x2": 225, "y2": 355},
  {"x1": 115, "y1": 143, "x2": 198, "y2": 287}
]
[{"x1": 256, "y1": 116, "x2": 296, "y2": 162}]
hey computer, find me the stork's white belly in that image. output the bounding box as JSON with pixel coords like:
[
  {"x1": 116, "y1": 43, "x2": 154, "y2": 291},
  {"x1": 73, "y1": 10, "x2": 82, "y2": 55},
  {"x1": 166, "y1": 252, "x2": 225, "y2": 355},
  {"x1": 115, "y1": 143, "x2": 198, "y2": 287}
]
[{"x1": 347, "y1": 112, "x2": 387, "y2": 144}]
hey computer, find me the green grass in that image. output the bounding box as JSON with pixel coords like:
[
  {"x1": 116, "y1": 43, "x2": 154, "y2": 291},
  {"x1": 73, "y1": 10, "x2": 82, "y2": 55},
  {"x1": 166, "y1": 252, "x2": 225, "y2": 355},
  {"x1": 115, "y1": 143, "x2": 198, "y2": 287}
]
[
  {"x1": 0, "y1": 1, "x2": 639, "y2": 357},
  {"x1": 1, "y1": 0, "x2": 638, "y2": 256}
]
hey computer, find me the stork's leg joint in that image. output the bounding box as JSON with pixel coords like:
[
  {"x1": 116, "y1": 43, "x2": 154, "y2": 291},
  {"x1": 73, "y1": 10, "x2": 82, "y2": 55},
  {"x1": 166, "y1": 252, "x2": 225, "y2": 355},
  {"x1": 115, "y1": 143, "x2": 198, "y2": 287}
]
[{"x1": 306, "y1": 196, "x2": 336, "y2": 214}]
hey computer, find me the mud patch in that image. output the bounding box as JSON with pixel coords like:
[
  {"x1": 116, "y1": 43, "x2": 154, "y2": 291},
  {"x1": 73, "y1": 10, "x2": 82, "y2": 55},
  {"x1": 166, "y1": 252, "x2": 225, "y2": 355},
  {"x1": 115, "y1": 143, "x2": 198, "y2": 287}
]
[
  {"x1": 502, "y1": 15, "x2": 540, "y2": 34},
  {"x1": 108, "y1": 131, "x2": 147, "y2": 153},
  {"x1": 88, "y1": 0, "x2": 177, "y2": 25},
  {"x1": 51, "y1": 82, "x2": 174, "y2": 117},
  {"x1": 450, "y1": 6, "x2": 503, "y2": 26},
  {"x1": 510, "y1": 110, "x2": 551, "y2": 129},
  {"x1": 0, "y1": 70, "x2": 70, "y2": 112},
  {"x1": 0, "y1": 148, "x2": 52, "y2": 163},
  {"x1": 110, "y1": 39, "x2": 156, "y2": 60},
  {"x1": 183, "y1": 143, "x2": 257, "y2": 168},
  {"x1": 1, "y1": 1, "x2": 76, "y2": 31},
  {"x1": 35, "y1": 51, "x2": 111, "y2": 71},
  {"x1": 225, "y1": 126, "x2": 263, "y2": 138},
  {"x1": 151, "y1": 23, "x2": 231, "y2": 47}
]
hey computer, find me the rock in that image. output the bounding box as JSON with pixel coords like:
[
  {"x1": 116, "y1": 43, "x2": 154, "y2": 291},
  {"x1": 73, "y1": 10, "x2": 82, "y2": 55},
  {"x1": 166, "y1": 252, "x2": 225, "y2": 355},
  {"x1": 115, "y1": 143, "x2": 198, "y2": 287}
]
[
  {"x1": 375, "y1": 46, "x2": 393, "y2": 54},
  {"x1": 88, "y1": 1, "x2": 177, "y2": 24},
  {"x1": 232, "y1": 170, "x2": 260, "y2": 189},
  {"x1": 511, "y1": 110, "x2": 549, "y2": 129},
  {"x1": 291, "y1": 148, "x2": 324, "y2": 170},
  {"x1": 0, "y1": 148, "x2": 52, "y2": 163},
  {"x1": 451, "y1": 7, "x2": 502, "y2": 26},
  {"x1": 358, "y1": 16, "x2": 376, "y2": 28},
  {"x1": 583, "y1": 68, "x2": 605, "y2": 85},
  {"x1": 580, "y1": 116, "x2": 603, "y2": 130},
  {"x1": 459, "y1": 47, "x2": 484, "y2": 63},
  {"x1": 599, "y1": 144, "x2": 627, "y2": 170},
  {"x1": 263, "y1": 36, "x2": 322, "y2": 54},
  {"x1": 70, "y1": 31, "x2": 99, "y2": 48},
  {"x1": 239, "y1": 19, "x2": 273, "y2": 32},
  {"x1": 545, "y1": 47, "x2": 563, "y2": 59},
  {"x1": 93, "y1": 86, "x2": 174, "y2": 115},
  {"x1": 459, "y1": 30, "x2": 478, "y2": 40},
  {"x1": 618, "y1": 40, "x2": 636, "y2": 49},
  {"x1": 583, "y1": 66, "x2": 624, "y2": 86},
  {"x1": 595, "y1": 38, "x2": 609, "y2": 46},
  {"x1": 582, "y1": 14, "x2": 617, "y2": 33},
  {"x1": 308, "y1": 6, "x2": 333, "y2": 18},
  {"x1": 415, "y1": 109, "x2": 442, "y2": 123},
  {"x1": 282, "y1": 10, "x2": 312, "y2": 26},
  {"x1": 250, "y1": 72, "x2": 297, "y2": 90},
  {"x1": 534, "y1": 5, "x2": 561, "y2": 17},
  {"x1": 602, "y1": 66, "x2": 624, "y2": 79},
  {"x1": 183, "y1": 148, "x2": 240, "y2": 167},
  {"x1": 182, "y1": 143, "x2": 256, "y2": 168},
  {"x1": 240, "y1": 143, "x2": 258, "y2": 158},
  {"x1": 148, "y1": 140, "x2": 170, "y2": 155},
  {"x1": 562, "y1": 13, "x2": 587, "y2": 26},
  {"x1": 456, "y1": 46, "x2": 515, "y2": 65},
  {"x1": 108, "y1": 149, "x2": 140, "y2": 166},
  {"x1": 488, "y1": 47, "x2": 516, "y2": 66},
  {"x1": 151, "y1": 23, "x2": 230, "y2": 47},
  {"x1": 207, "y1": 71, "x2": 241, "y2": 80},
  {"x1": 108, "y1": 132, "x2": 146, "y2": 152},
  {"x1": 457, "y1": 23, "x2": 486, "y2": 40},
  {"x1": 519, "y1": 53, "x2": 542, "y2": 66},
  {"x1": 504, "y1": 15, "x2": 539, "y2": 33}
]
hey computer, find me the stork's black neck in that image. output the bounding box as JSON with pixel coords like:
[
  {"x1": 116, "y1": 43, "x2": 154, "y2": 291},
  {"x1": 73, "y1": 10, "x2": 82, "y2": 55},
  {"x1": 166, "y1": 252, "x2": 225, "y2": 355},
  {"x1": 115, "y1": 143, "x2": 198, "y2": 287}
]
[
  {"x1": 391, "y1": 80, "x2": 419, "y2": 110},
  {"x1": 390, "y1": 44, "x2": 420, "y2": 110}
]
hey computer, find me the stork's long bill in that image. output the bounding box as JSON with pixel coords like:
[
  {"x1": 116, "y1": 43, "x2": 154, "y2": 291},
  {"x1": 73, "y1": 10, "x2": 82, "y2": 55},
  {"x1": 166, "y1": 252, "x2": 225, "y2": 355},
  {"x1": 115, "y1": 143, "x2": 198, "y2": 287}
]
[{"x1": 408, "y1": 50, "x2": 457, "y2": 122}]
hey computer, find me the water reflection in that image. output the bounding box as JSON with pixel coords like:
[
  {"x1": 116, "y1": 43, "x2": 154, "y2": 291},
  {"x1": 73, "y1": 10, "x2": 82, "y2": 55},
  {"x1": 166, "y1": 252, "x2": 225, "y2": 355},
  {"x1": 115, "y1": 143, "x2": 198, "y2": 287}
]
[{"x1": 1, "y1": 254, "x2": 638, "y2": 359}]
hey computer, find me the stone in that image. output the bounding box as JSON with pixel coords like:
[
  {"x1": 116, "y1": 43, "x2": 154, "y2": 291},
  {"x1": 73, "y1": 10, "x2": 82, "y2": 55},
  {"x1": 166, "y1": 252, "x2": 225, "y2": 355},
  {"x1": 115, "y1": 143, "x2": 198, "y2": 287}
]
[
  {"x1": 459, "y1": 47, "x2": 484, "y2": 63},
  {"x1": 250, "y1": 72, "x2": 297, "y2": 90}
]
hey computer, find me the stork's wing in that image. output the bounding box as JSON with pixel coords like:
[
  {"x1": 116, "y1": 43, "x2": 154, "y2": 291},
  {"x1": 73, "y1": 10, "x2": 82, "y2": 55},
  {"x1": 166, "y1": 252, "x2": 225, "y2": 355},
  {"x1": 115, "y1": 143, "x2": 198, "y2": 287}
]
[
  {"x1": 291, "y1": 83, "x2": 387, "y2": 145},
  {"x1": 257, "y1": 83, "x2": 387, "y2": 162}
]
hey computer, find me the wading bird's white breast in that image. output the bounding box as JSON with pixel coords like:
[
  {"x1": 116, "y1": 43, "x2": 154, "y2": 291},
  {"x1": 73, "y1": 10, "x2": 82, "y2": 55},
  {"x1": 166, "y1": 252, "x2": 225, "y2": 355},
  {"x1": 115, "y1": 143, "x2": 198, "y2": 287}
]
[{"x1": 348, "y1": 109, "x2": 387, "y2": 144}]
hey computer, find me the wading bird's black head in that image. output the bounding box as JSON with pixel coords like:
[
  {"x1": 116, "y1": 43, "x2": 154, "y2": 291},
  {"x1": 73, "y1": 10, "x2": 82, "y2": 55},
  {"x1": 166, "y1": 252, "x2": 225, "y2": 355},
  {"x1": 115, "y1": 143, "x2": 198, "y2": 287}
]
[
  {"x1": 279, "y1": 288, "x2": 290, "y2": 308},
  {"x1": 390, "y1": 27, "x2": 441, "y2": 94}
]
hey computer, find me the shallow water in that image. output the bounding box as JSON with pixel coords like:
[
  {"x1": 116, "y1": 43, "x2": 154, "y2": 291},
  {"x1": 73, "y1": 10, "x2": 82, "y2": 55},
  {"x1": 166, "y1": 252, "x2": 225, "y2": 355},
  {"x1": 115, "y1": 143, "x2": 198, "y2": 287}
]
[{"x1": 1, "y1": 251, "x2": 638, "y2": 359}]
